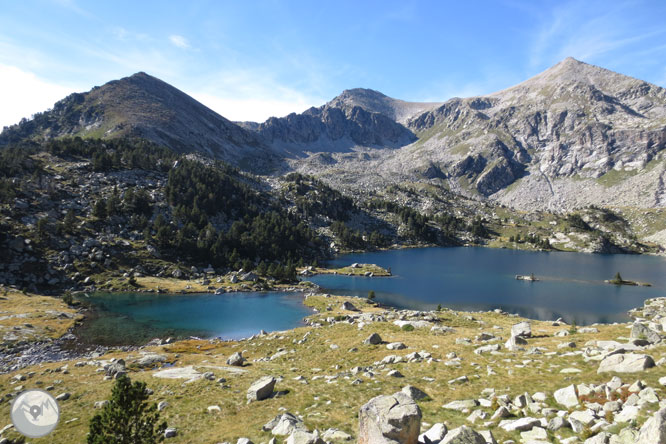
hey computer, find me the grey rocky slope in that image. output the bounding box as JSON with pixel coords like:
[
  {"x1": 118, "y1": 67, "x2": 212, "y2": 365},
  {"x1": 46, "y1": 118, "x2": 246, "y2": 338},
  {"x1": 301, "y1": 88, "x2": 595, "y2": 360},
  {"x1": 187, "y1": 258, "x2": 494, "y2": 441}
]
[{"x1": 289, "y1": 58, "x2": 666, "y2": 211}]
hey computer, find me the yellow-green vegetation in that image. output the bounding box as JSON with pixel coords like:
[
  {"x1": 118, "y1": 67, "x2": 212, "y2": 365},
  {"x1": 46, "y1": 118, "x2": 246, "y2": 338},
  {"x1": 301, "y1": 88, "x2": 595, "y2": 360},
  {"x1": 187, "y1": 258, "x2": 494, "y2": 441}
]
[
  {"x1": 0, "y1": 288, "x2": 81, "y2": 341},
  {"x1": 1, "y1": 292, "x2": 664, "y2": 443}
]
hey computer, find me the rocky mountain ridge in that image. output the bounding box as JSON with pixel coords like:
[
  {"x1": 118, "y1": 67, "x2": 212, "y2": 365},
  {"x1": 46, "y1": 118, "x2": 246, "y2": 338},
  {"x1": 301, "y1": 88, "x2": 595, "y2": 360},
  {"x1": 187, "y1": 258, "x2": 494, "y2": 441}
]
[{"x1": 2, "y1": 58, "x2": 666, "y2": 215}]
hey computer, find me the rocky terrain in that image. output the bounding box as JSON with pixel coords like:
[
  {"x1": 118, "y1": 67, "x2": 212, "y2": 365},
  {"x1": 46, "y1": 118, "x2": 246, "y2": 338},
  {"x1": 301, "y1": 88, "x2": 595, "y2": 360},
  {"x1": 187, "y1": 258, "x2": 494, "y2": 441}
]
[{"x1": 1, "y1": 287, "x2": 666, "y2": 443}]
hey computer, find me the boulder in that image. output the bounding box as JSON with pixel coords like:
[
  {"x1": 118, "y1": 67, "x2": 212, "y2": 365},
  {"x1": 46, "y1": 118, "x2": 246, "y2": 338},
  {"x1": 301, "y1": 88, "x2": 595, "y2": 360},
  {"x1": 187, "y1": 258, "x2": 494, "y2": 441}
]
[
  {"x1": 387, "y1": 342, "x2": 406, "y2": 350},
  {"x1": 359, "y1": 392, "x2": 422, "y2": 444},
  {"x1": 638, "y1": 407, "x2": 666, "y2": 443},
  {"x1": 597, "y1": 353, "x2": 655, "y2": 374},
  {"x1": 164, "y1": 428, "x2": 177, "y2": 438},
  {"x1": 631, "y1": 322, "x2": 662, "y2": 344},
  {"x1": 554, "y1": 384, "x2": 579, "y2": 408},
  {"x1": 263, "y1": 412, "x2": 307, "y2": 436},
  {"x1": 321, "y1": 428, "x2": 352, "y2": 441},
  {"x1": 441, "y1": 426, "x2": 485, "y2": 444},
  {"x1": 364, "y1": 333, "x2": 383, "y2": 345},
  {"x1": 583, "y1": 432, "x2": 611, "y2": 444},
  {"x1": 286, "y1": 430, "x2": 325, "y2": 444},
  {"x1": 511, "y1": 321, "x2": 531, "y2": 338},
  {"x1": 498, "y1": 417, "x2": 541, "y2": 432},
  {"x1": 247, "y1": 376, "x2": 276, "y2": 402},
  {"x1": 419, "y1": 423, "x2": 447, "y2": 444},
  {"x1": 401, "y1": 385, "x2": 429, "y2": 401},
  {"x1": 443, "y1": 400, "x2": 479, "y2": 412},
  {"x1": 342, "y1": 301, "x2": 360, "y2": 312},
  {"x1": 227, "y1": 352, "x2": 246, "y2": 366}
]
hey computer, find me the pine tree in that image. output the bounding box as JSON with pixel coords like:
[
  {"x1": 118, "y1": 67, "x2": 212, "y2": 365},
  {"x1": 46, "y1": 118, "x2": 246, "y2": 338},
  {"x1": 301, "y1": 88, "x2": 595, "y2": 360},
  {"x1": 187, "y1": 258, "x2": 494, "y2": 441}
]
[{"x1": 87, "y1": 376, "x2": 166, "y2": 444}]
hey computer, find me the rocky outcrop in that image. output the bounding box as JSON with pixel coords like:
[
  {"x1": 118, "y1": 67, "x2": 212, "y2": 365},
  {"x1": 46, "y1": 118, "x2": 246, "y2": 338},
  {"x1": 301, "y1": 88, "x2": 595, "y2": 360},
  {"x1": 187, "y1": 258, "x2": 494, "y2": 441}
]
[{"x1": 597, "y1": 353, "x2": 656, "y2": 373}]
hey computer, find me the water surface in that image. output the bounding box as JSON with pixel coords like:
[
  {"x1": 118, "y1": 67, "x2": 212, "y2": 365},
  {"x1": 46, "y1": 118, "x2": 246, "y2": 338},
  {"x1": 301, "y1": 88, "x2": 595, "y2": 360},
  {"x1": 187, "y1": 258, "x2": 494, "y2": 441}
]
[
  {"x1": 307, "y1": 247, "x2": 666, "y2": 324},
  {"x1": 78, "y1": 291, "x2": 311, "y2": 345}
]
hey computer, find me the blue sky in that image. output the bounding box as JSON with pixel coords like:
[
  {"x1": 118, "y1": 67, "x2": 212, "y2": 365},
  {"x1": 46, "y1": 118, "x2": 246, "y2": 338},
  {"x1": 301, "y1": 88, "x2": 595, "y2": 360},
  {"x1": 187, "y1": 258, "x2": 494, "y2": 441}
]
[{"x1": 1, "y1": 0, "x2": 666, "y2": 127}]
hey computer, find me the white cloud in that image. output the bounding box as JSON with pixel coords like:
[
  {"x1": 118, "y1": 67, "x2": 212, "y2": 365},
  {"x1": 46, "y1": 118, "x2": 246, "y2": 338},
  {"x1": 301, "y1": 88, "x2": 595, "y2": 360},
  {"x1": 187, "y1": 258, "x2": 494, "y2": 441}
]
[
  {"x1": 0, "y1": 64, "x2": 77, "y2": 128},
  {"x1": 169, "y1": 35, "x2": 190, "y2": 49}
]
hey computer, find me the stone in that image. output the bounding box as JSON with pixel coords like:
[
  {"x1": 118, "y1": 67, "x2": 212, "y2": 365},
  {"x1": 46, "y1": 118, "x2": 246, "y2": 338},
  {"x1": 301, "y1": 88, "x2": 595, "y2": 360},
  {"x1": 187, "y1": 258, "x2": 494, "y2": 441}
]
[
  {"x1": 94, "y1": 400, "x2": 109, "y2": 409},
  {"x1": 364, "y1": 333, "x2": 383, "y2": 345},
  {"x1": 474, "y1": 344, "x2": 501, "y2": 354},
  {"x1": 498, "y1": 417, "x2": 541, "y2": 432},
  {"x1": 419, "y1": 423, "x2": 447, "y2": 444},
  {"x1": 511, "y1": 322, "x2": 531, "y2": 338},
  {"x1": 443, "y1": 400, "x2": 479, "y2": 411},
  {"x1": 569, "y1": 410, "x2": 596, "y2": 426},
  {"x1": 638, "y1": 408, "x2": 666, "y2": 443},
  {"x1": 321, "y1": 428, "x2": 352, "y2": 441},
  {"x1": 520, "y1": 426, "x2": 547, "y2": 441},
  {"x1": 358, "y1": 392, "x2": 422, "y2": 444},
  {"x1": 158, "y1": 401, "x2": 168, "y2": 411},
  {"x1": 227, "y1": 352, "x2": 246, "y2": 366},
  {"x1": 505, "y1": 335, "x2": 527, "y2": 351},
  {"x1": 247, "y1": 376, "x2": 276, "y2": 402},
  {"x1": 55, "y1": 393, "x2": 70, "y2": 401},
  {"x1": 609, "y1": 428, "x2": 639, "y2": 444},
  {"x1": 547, "y1": 416, "x2": 569, "y2": 431},
  {"x1": 237, "y1": 439, "x2": 254, "y2": 444},
  {"x1": 387, "y1": 370, "x2": 404, "y2": 378},
  {"x1": 401, "y1": 385, "x2": 429, "y2": 401},
  {"x1": 387, "y1": 342, "x2": 407, "y2": 350},
  {"x1": 207, "y1": 405, "x2": 221, "y2": 414},
  {"x1": 491, "y1": 406, "x2": 511, "y2": 420},
  {"x1": 554, "y1": 385, "x2": 579, "y2": 408},
  {"x1": 597, "y1": 353, "x2": 655, "y2": 373},
  {"x1": 135, "y1": 353, "x2": 167, "y2": 367},
  {"x1": 584, "y1": 432, "x2": 611, "y2": 444},
  {"x1": 477, "y1": 430, "x2": 496, "y2": 444},
  {"x1": 342, "y1": 301, "x2": 360, "y2": 312},
  {"x1": 614, "y1": 406, "x2": 640, "y2": 423},
  {"x1": 286, "y1": 430, "x2": 325, "y2": 444},
  {"x1": 263, "y1": 412, "x2": 307, "y2": 436},
  {"x1": 164, "y1": 428, "x2": 177, "y2": 438},
  {"x1": 631, "y1": 322, "x2": 662, "y2": 344},
  {"x1": 440, "y1": 426, "x2": 486, "y2": 444}
]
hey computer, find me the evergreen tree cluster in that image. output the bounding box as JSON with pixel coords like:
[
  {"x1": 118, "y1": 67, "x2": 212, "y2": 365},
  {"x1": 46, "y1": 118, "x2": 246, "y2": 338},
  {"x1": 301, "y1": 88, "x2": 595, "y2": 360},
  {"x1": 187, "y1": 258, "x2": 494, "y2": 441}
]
[
  {"x1": 329, "y1": 221, "x2": 390, "y2": 250},
  {"x1": 283, "y1": 173, "x2": 355, "y2": 221}
]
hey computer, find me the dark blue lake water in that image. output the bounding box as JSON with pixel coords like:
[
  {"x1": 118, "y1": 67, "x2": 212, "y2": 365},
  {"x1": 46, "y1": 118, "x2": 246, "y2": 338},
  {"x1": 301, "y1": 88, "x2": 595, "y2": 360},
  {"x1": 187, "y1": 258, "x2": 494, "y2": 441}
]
[
  {"x1": 78, "y1": 291, "x2": 311, "y2": 345},
  {"x1": 307, "y1": 247, "x2": 666, "y2": 324}
]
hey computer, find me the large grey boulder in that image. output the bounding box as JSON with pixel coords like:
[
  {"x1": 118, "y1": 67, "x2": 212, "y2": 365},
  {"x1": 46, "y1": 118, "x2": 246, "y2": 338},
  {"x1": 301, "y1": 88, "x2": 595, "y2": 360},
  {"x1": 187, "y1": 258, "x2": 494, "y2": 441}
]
[
  {"x1": 511, "y1": 322, "x2": 531, "y2": 338},
  {"x1": 247, "y1": 376, "x2": 276, "y2": 402},
  {"x1": 631, "y1": 322, "x2": 663, "y2": 344},
  {"x1": 441, "y1": 426, "x2": 485, "y2": 444},
  {"x1": 227, "y1": 352, "x2": 246, "y2": 366},
  {"x1": 401, "y1": 385, "x2": 429, "y2": 401},
  {"x1": 364, "y1": 333, "x2": 383, "y2": 345},
  {"x1": 286, "y1": 430, "x2": 325, "y2": 444},
  {"x1": 342, "y1": 301, "x2": 360, "y2": 312},
  {"x1": 419, "y1": 423, "x2": 447, "y2": 444},
  {"x1": 597, "y1": 353, "x2": 655, "y2": 373},
  {"x1": 359, "y1": 392, "x2": 422, "y2": 444},
  {"x1": 637, "y1": 407, "x2": 666, "y2": 443},
  {"x1": 263, "y1": 412, "x2": 306, "y2": 436},
  {"x1": 554, "y1": 384, "x2": 579, "y2": 408}
]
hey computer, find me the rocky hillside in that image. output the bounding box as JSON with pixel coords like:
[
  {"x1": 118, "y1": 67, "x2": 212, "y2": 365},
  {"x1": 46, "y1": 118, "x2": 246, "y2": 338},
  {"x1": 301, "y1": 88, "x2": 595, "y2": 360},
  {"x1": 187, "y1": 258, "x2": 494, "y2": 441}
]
[
  {"x1": 0, "y1": 72, "x2": 276, "y2": 171},
  {"x1": 291, "y1": 58, "x2": 666, "y2": 211},
  {"x1": 254, "y1": 89, "x2": 419, "y2": 157}
]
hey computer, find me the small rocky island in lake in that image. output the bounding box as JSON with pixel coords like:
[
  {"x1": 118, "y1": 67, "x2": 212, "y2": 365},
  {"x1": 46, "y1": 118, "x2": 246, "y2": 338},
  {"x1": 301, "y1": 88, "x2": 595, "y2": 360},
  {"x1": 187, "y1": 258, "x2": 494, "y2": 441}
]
[{"x1": 605, "y1": 272, "x2": 652, "y2": 287}]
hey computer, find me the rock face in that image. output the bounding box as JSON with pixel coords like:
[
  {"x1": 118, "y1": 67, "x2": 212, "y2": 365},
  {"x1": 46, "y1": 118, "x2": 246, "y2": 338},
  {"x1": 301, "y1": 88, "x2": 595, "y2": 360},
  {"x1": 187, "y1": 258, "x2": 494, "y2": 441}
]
[
  {"x1": 597, "y1": 353, "x2": 655, "y2": 373},
  {"x1": 358, "y1": 392, "x2": 422, "y2": 444},
  {"x1": 638, "y1": 407, "x2": 666, "y2": 443},
  {"x1": 247, "y1": 376, "x2": 276, "y2": 402}
]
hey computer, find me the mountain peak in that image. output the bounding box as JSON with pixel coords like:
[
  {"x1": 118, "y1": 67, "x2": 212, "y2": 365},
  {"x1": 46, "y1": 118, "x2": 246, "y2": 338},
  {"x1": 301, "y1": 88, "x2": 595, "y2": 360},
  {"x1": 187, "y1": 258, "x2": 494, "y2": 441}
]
[{"x1": 327, "y1": 88, "x2": 442, "y2": 123}]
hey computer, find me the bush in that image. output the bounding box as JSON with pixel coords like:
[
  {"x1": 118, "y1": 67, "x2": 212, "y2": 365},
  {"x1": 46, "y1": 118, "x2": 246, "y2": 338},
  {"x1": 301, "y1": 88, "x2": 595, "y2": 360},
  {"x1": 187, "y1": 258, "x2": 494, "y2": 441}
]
[
  {"x1": 401, "y1": 324, "x2": 415, "y2": 332},
  {"x1": 87, "y1": 375, "x2": 166, "y2": 444},
  {"x1": 368, "y1": 290, "x2": 375, "y2": 300},
  {"x1": 62, "y1": 291, "x2": 73, "y2": 306}
]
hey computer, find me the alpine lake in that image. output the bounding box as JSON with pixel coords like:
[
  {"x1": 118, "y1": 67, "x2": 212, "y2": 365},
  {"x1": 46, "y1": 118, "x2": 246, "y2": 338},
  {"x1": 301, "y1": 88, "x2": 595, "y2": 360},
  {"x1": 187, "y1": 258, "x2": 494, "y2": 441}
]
[{"x1": 80, "y1": 247, "x2": 666, "y2": 345}]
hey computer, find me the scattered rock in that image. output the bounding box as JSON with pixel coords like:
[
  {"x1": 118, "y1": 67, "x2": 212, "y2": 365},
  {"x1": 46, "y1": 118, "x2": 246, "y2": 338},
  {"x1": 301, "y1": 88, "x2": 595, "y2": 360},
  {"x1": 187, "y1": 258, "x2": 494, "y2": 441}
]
[
  {"x1": 597, "y1": 353, "x2": 655, "y2": 373},
  {"x1": 247, "y1": 376, "x2": 276, "y2": 402}
]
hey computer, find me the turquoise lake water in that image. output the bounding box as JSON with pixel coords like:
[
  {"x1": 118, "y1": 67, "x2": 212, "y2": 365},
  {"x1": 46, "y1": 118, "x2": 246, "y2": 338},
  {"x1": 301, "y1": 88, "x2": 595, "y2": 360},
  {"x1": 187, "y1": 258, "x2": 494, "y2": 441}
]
[
  {"x1": 78, "y1": 291, "x2": 311, "y2": 345},
  {"x1": 307, "y1": 247, "x2": 666, "y2": 325}
]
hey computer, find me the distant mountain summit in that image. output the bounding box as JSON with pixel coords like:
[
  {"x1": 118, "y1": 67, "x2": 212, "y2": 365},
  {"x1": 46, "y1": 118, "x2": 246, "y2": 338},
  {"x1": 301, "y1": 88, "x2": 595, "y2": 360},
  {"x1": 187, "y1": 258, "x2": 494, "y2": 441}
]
[
  {"x1": 326, "y1": 88, "x2": 442, "y2": 123},
  {"x1": 0, "y1": 72, "x2": 273, "y2": 169}
]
